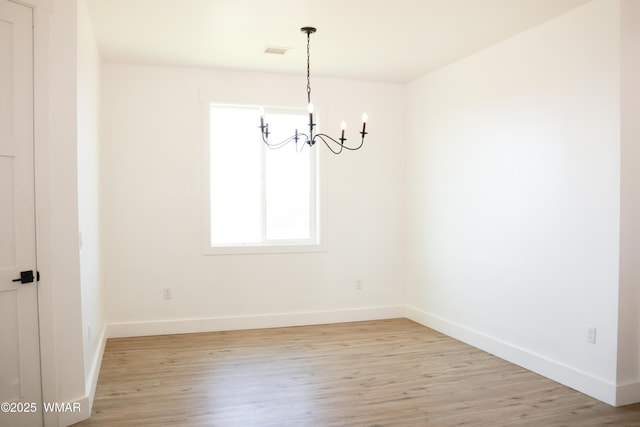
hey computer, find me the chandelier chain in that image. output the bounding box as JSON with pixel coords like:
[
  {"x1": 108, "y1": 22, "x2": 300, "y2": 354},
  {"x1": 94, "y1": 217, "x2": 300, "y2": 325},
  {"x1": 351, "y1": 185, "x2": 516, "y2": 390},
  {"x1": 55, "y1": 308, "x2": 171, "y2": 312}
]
[{"x1": 306, "y1": 31, "x2": 311, "y2": 104}]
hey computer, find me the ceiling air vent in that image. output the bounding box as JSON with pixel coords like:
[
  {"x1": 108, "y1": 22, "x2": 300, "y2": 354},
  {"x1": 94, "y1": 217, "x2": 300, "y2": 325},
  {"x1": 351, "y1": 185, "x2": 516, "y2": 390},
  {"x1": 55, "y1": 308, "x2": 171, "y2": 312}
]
[{"x1": 264, "y1": 46, "x2": 289, "y2": 55}]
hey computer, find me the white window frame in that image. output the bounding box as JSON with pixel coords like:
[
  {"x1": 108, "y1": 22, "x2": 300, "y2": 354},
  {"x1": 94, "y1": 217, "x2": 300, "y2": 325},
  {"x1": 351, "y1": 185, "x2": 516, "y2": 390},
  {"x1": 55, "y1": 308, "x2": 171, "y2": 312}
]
[{"x1": 201, "y1": 98, "x2": 327, "y2": 255}]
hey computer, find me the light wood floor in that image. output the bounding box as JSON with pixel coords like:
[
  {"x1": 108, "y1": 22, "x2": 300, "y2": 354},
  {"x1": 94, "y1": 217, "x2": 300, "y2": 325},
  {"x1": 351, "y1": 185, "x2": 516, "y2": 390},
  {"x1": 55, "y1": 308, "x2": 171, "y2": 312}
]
[{"x1": 74, "y1": 318, "x2": 640, "y2": 426}]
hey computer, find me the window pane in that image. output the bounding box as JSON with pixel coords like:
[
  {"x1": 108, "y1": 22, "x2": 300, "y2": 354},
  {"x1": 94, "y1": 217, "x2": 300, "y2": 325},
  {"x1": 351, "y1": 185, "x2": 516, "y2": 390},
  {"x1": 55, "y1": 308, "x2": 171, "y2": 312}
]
[
  {"x1": 209, "y1": 107, "x2": 261, "y2": 245},
  {"x1": 207, "y1": 104, "x2": 317, "y2": 250},
  {"x1": 265, "y1": 112, "x2": 311, "y2": 240}
]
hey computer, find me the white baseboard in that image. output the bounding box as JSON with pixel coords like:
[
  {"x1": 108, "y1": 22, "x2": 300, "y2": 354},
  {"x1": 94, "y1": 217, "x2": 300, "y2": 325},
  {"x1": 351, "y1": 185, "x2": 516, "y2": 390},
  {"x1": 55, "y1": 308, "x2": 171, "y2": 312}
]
[
  {"x1": 107, "y1": 305, "x2": 405, "y2": 338},
  {"x1": 55, "y1": 395, "x2": 90, "y2": 427},
  {"x1": 616, "y1": 380, "x2": 640, "y2": 406},
  {"x1": 404, "y1": 305, "x2": 618, "y2": 406},
  {"x1": 57, "y1": 325, "x2": 107, "y2": 426},
  {"x1": 87, "y1": 325, "x2": 107, "y2": 405}
]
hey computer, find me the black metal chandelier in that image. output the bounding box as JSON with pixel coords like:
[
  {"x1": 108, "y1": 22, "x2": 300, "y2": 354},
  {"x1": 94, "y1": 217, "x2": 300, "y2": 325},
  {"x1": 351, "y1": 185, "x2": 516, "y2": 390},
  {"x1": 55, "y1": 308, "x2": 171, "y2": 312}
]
[{"x1": 259, "y1": 27, "x2": 368, "y2": 154}]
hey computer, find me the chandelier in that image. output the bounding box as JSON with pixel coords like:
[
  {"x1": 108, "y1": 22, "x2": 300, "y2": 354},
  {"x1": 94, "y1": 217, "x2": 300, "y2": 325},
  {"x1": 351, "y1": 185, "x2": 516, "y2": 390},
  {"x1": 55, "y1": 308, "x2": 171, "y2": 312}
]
[{"x1": 259, "y1": 27, "x2": 368, "y2": 154}]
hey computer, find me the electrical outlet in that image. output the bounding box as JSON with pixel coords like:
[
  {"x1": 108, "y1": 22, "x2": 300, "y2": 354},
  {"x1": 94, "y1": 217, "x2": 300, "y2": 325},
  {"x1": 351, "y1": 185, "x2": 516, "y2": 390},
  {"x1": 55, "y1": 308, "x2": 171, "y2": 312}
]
[
  {"x1": 356, "y1": 279, "x2": 363, "y2": 290},
  {"x1": 586, "y1": 325, "x2": 596, "y2": 344},
  {"x1": 163, "y1": 288, "x2": 173, "y2": 300}
]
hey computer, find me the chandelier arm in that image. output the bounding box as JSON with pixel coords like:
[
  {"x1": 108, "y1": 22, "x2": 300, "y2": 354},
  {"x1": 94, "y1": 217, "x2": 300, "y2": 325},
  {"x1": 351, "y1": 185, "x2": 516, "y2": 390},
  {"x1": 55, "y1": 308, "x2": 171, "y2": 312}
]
[
  {"x1": 295, "y1": 137, "x2": 308, "y2": 153},
  {"x1": 262, "y1": 132, "x2": 313, "y2": 150},
  {"x1": 337, "y1": 134, "x2": 366, "y2": 151},
  {"x1": 263, "y1": 133, "x2": 303, "y2": 150},
  {"x1": 314, "y1": 133, "x2": 366, "y2": 153},
  {"x1": 313, "y1": 134, "x2": 344, "y2": 155}
]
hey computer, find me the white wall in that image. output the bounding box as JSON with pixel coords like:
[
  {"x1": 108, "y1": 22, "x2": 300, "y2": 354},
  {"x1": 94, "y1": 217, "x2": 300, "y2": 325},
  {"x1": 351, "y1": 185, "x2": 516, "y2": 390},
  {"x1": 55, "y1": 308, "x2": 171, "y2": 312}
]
[
  {"x1": 77, "y1": 0, "x2": 105, "y2": 406},
  {"x1": 48, "y1": 0, "x2": 85, "y2": 404},
  {"x1": 101, "y1": 65, "x2": 405, "y2": 335},
  {"x1": 617, "y1": 0, "x2": 640, "y2": 406},
  {"x1": 405, "y1": 0, "x2": 622, "y2": 404}
]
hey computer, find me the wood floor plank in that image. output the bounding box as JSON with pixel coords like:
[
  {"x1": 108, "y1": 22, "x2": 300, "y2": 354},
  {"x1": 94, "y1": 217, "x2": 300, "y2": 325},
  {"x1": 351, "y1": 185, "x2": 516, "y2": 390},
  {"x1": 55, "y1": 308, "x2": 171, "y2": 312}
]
[{"x1": 73, "y1": 319, "x2": 640, "y2": 426}]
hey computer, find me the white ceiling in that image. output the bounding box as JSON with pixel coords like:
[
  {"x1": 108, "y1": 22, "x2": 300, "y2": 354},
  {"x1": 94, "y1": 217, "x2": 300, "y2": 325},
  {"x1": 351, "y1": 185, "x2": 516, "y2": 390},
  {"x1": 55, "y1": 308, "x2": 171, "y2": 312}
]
[{"x1": 86, "y1": 0, "x2": 591, "y2": 83}]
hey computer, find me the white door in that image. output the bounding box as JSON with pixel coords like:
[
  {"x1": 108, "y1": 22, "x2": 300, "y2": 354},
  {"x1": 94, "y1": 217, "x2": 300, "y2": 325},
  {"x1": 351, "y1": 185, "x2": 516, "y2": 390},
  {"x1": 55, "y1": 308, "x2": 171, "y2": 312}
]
[{"x1": 0, "y1": 1, "x2": 42, "y2": 426}]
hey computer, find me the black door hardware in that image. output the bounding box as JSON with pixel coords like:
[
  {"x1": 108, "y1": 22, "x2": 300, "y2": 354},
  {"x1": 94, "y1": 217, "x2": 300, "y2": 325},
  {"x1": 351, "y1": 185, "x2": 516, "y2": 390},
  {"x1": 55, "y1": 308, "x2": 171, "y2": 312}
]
[{"x1": 12, "y1": 270, "x2": 36, "y2": 284}]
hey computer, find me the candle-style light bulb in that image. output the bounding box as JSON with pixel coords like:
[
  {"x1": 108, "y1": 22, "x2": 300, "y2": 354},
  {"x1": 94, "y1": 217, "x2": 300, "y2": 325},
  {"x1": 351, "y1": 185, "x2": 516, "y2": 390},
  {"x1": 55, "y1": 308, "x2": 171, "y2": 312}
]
[
  {"x1": 361, "y1": 112, "x2": 368, "y2": 134},
  {"x1": 340, "y1": 121, "x2": 346, "y2": 141},
  {"x1": 362, "y1": 112, "x2": 368, "y2": 123},
  {"x1": 259, "y1": 106, "x2": 265, "y2": 118},
  {"x1": 308, "y1": 103, "x2": 315, "y2": 114}
]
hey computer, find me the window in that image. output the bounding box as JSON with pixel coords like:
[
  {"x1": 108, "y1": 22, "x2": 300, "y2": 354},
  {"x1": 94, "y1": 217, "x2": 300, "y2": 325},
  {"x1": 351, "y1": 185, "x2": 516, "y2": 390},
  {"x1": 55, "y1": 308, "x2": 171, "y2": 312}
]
[{"x1": 204, "y1": 104, "x2": 323, "y2": 254}]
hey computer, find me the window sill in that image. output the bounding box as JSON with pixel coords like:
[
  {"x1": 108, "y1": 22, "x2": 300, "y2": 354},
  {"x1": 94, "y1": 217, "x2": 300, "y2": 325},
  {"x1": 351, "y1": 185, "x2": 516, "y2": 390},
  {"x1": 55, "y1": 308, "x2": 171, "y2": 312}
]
[{"x1": 203, "y1": 242, "x2": 327, "y2": 256}]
